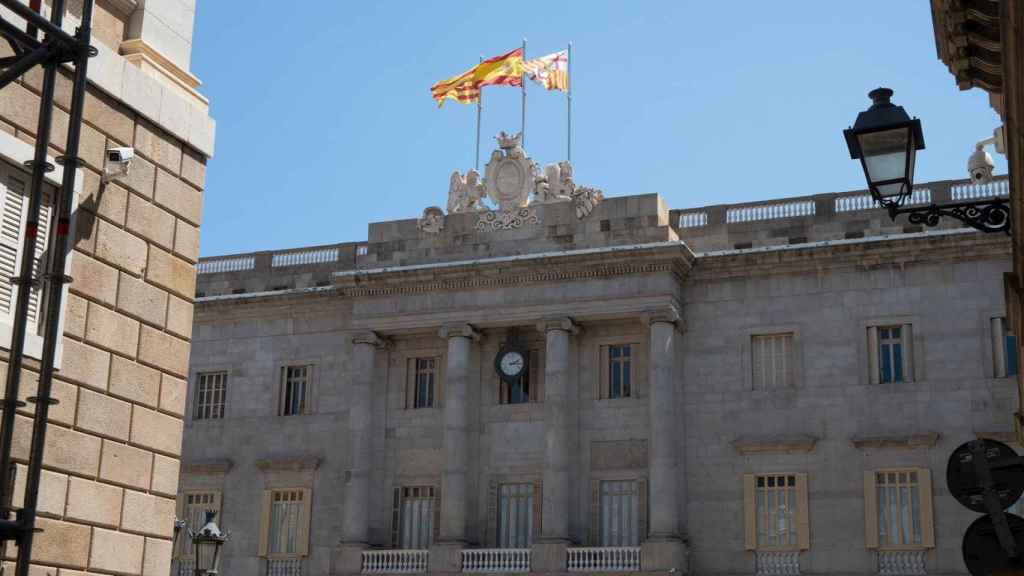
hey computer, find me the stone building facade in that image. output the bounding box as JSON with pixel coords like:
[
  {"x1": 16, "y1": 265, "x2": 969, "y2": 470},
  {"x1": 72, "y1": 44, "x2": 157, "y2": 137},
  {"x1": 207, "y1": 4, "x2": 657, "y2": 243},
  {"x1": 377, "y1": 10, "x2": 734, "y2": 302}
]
[
  {"x1": 0, "y1": 1, "x2": 213, "y2": 575},
  {"x1": 187, "y1": 158, "x2": 1013, "y2": 575}
]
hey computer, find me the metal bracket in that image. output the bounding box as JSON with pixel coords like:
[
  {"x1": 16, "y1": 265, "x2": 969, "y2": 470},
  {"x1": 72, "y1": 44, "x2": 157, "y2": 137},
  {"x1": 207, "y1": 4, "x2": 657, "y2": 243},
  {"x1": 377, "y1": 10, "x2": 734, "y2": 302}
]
[{"x1": 890, "y1": 197, "x2": 1011, "y2": 234}]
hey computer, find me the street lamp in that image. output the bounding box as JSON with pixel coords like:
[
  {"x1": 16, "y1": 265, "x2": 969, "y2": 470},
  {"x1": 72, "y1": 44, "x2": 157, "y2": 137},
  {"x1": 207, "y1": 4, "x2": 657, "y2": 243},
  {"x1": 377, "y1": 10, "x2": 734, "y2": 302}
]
[
  {"x1": 843, "y1": 87, "x2": 1011, "y2": 233},
  {"x1": 190, "y1": 510, "x2": 228, "y2": 576}
]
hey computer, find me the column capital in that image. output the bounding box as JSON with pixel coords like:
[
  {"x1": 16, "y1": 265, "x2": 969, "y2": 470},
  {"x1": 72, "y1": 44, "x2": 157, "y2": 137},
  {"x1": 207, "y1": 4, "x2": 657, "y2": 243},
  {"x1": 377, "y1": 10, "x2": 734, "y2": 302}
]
[
  {"x1": 643, "y1": 307, "x2": 685, "y2": 331},
  {"x1": 536, "y1": 317, "x2": 580, "y2": 335},
  {"x1": 351, "y1": 331, "x2": 390, "y2": 348},
  {"x1": 438, "y1": 323, "x2": 481, "y2": 341}
]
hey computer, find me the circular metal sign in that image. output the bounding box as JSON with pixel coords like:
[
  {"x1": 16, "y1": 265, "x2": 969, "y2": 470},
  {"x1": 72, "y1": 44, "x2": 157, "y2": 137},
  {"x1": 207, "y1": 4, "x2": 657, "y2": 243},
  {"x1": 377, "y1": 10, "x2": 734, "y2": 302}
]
[
  {"x1": 947, "y1": 439, "x2": 1024, "y2": 514},
  {"x1": 962, "y1": 513, "x2": 1024, "y2": 576}
]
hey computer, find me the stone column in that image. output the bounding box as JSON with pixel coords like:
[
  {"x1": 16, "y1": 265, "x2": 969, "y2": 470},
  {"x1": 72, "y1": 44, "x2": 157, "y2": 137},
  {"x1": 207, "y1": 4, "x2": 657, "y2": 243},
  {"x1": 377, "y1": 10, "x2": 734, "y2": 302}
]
[
  {"x1": 532, "y1": 317, "x2": 579, "y2": 573},
  {"x1": 641, "y1": 309, "x2": 687, "y2": 572},
  {"x1": 338, "y1": 331, "x2": 386, "y2": 573},
  {"x1": 438, "y1": 323, "x2": 480, "y2": 540}
]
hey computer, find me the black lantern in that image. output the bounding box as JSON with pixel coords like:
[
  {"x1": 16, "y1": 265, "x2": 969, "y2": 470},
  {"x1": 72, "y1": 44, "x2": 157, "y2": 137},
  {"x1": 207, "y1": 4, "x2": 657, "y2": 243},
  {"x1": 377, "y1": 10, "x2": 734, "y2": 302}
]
[
  {"x1": 190, "y1": 510, "x2": 228, "y2": 576},
  {"x1": 844, "y1": 87, "x2": 925, "y2": 213},
  {"x1": 842, "y1": 87, "x2": 1010, "y2": 233}
]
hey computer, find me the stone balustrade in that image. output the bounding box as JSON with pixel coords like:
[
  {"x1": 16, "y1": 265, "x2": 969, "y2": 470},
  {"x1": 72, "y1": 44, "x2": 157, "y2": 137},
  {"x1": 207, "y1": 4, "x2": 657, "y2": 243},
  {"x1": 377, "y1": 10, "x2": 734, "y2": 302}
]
[
  {"x1": 566, "y1": 546, "x2": 641, "y2": 572},
  {"x1": 176, "y1": 559, "x2": 194, "y2": 576},
  {"x1": 877, "y1": 550, "x2": 926, "y2": 576},
  {"x1": 267, "y1": 558, "x2": 304, "y2": 576},
  {"x1": 461, "y1": 549, "x2": 531, "y2": 573},
  {"x1": 362, "y1": 550, "x2": 429, "y2": 574},
  {"x1": 755, "y1": 551, "x2": 800, "y2": 575}
]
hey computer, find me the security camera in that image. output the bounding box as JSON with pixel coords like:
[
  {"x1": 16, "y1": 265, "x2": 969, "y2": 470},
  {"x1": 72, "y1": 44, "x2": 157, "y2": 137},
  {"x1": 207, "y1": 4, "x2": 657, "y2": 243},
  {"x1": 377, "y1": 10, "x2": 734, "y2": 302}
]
[
  {"x1": 103, "y1": 147, "x2": 134, "y2": 183},
  {"x1": 967, "y1": 144, "x2": 995, "y2": 185},
  {"x1": 967, "y1": 126, "x2": 1005, "y2": 185}
]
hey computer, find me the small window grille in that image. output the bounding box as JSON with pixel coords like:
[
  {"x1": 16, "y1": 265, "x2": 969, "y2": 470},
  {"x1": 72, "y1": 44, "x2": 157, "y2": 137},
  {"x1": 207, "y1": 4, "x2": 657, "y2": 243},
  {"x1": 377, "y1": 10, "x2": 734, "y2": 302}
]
[{"x1": 194, "y1": 372, "x2": 227, "y2": 420}]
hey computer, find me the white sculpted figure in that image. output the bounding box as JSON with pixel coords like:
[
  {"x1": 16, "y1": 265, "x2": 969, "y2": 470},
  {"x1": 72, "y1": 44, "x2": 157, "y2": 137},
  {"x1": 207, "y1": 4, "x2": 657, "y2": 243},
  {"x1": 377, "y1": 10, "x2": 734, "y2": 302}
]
[
  {"x1": 534, "y1": 161, "x2": 574, "y2": 203},
  {"x1": 446, "y1": 169, "x2": 487, "y2": 214}
]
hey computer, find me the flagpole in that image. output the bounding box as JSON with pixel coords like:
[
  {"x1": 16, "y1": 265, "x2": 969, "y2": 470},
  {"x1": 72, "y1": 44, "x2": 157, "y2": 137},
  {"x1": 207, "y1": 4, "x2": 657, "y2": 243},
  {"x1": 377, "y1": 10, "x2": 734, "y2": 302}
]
[
  {"x1": 476, "y1": 54, "x2": 483, "y2": 171},
  {"x1": 521, "y1": 37, "x2": 527, "y2": 146},
  {"x1": 567, "y1": 41, "x2": 572, "y2": 163}
]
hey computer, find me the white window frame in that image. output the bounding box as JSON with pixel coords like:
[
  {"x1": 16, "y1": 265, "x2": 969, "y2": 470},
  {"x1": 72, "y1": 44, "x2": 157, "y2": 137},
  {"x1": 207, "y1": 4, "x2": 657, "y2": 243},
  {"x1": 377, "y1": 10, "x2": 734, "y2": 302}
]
[
  {"x1": 598, "y1": 478, "x2": 642, "y2": 547},
  {"x1": 391, "y1": 485, "x2": 438, "y2": 550},
  {"x1": 0, "y1": 134, "x2": 82, "y2": 367}
]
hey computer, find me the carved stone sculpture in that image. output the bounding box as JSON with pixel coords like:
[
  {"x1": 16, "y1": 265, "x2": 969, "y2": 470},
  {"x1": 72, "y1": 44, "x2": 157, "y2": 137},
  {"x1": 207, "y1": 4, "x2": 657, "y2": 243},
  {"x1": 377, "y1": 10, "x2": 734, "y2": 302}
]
[
  {"x1": 484, "y1": 132, "x2": 535, "y2": 212},
  {"x1": 532, "y1": 160, "x2": 604, "y2": 219},
  {"x1": 417, "y1": 206, "x2": 445, "y2": 234},
  {"x1": 446, "y1": 169, "x2": 487, "y2": 214},
  {"x1": 572, "y1": 185, "x2": 604, "y2": 219}
]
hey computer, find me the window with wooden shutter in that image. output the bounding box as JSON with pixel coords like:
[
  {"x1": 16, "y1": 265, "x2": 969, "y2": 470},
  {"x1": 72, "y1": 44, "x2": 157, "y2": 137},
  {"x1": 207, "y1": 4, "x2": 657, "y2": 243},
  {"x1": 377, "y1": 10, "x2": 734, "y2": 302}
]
[
  {"x1": 992, "y1": 317, "x2": 1019, "y2": 378},
  {"x1": 865, "y1": 468, "x2": 934, "y2": 550},
  {"x1": 406, "y1": 357, "x2": 441, "y2": 409},
  {"x1": 280, "y1": 365, "x2": 311, "y2": 416},
  {"x1": 869, "y1": 325, "x2": 914, "y2": 384},
  {"x1": 260, "y1": 489, "x2": 310, "y2": 558},
  {"x1": 0, "y1": 170, "x2": 51, "y2": 335},
  {"x1": 598, "y1": 479, "x2": 642, "y2": 546},
  {"x1": 742, "y1": 473, "x2": 809, "y2": 551}
]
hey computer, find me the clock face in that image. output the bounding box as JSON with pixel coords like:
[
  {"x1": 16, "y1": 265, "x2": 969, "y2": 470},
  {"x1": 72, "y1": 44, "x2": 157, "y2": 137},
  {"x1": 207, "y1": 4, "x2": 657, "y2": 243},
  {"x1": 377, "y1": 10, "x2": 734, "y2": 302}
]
[{"x1": 499, "y1": 350, "x2": 525, "y2": 377}]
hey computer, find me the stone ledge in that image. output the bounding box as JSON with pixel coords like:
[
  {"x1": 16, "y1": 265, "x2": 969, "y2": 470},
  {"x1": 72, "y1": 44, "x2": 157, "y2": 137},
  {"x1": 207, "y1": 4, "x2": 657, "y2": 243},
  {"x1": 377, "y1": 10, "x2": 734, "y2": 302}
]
[
  {"x1": 254, "y1": 455, "x2": 321, "y2": 471},
  {"x1": 975, "y1": 430, "x2": 1017, "y2": 444},
  {"x1": 732, "y1": 435, "x2": 818, "y2": 455},
  {"x1": 182, "y1": 458, "x2": 233, "y2": 475},
  {"x1": 850, "y1": 432, "x2": 940, "y2": 450}
]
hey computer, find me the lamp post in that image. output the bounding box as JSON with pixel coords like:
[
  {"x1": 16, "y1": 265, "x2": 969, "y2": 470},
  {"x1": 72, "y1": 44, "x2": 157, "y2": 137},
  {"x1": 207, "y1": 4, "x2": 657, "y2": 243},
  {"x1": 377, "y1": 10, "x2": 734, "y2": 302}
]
[
  {"x1": 190, "y1": 510, "x2": 229, "y2": 576},
  {"x1": 843, "y1": 87, "x2": 1011, "y2": 233}
]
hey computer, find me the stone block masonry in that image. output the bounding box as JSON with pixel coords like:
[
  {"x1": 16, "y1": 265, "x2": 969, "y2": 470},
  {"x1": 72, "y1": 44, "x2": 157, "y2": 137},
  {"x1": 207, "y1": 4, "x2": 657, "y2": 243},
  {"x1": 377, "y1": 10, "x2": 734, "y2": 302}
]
[{"x1": 0, "y1": 2, "x2": 213, "y2": 574}]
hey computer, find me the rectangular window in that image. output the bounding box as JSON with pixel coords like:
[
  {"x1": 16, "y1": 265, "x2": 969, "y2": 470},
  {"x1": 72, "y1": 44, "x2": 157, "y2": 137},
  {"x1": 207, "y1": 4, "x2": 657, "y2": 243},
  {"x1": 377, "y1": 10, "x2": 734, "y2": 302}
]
[
  {"x1": 179, "y1": 492, "x2": 221, "y2": 557},
  {"x1": 868, "y1": 324, "x2": 914, "y2": 384},
  {"x1": 743, "y1": 473, "x2": 809, "y2": 551},
  {"x1": 392, "y1": 486, "x2": 437, "y2": 549},
  {"x1": 499, "y1": 350, "x2": 541, "y2": 405},
  {"x1": 600, "y1": 480, "x2": 640, "y2": 546},
  {"x1": 864, "y1": 469, "x2": 934, "y2": 550},
  {"x1": 193, "y1": 372, "x2": 227, "y2": 420},
  {"x1": 751, "y1": 334, "x2": 794, "y2": 390},
  {"x1": 498, "y1": 483, "x2": 534, "y2": 548},
  {"x1": 600, "y1": 344, "x2": 634, "y2": 399},
  {"x1": 755, "y1": 475, "x2": 797, "y2": 548},
  {"x1": 268, "y1": 490, "x2": 305, "y2": 556},
  {"x1": 279, "y1": 365, "x2": 310, "y2": 416},
  {"x1": 992, "y1": 317, "x2": 1019, "y2": 378},
  {"x1": 412, "y1": 358, "x2": 436, "y2": 409}
]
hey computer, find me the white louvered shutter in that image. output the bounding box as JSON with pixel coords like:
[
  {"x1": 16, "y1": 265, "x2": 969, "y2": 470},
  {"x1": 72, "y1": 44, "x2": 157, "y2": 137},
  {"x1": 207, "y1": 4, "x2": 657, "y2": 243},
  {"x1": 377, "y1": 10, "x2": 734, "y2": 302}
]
[
  {"x1": 0, "y1": 172, "x2": 28, "y2": 324},
  {"x1": 26, "y1": 188, "x2": 51, "y2": 330}
]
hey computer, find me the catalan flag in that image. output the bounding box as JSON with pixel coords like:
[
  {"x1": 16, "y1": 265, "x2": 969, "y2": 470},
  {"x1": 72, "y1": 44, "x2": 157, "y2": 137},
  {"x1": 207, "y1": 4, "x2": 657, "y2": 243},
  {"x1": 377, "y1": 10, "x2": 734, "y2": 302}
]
[
  {"x1": 430, "y1": 48, "x2": 524, "y2": 107},
  {"x1": 523, "y1": 50, "x2": 569, "y2": 92}
]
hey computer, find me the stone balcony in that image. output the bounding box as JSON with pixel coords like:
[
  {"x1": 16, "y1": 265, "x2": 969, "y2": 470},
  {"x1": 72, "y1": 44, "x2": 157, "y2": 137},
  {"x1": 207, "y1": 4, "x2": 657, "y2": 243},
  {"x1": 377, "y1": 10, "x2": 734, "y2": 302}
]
[{"x1": 357, "y1": 545, "x2": 655, "y2": 574}]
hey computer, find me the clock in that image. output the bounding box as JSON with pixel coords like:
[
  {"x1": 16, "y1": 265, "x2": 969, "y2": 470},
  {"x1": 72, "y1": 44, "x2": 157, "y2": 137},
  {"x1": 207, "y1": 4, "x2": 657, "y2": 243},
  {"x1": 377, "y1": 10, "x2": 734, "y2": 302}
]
[{"x1": 495, "y1": 345, "x2": 528, "y2": 384}]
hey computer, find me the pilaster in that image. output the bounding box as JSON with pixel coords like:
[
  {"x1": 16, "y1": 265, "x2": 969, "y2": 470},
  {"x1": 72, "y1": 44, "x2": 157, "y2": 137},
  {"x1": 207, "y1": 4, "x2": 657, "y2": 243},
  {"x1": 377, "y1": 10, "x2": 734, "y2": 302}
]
[
  {"x1": 438, "y1": 323, "x2": 478, "y2": 544},
  {"x1": 539, "y1": 317, "x2": 579, "y2": 542}
]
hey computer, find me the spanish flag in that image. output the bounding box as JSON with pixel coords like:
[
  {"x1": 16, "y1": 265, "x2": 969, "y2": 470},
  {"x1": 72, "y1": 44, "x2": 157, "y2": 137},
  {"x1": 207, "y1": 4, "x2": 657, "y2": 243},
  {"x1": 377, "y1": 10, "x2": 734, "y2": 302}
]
[{"x1": 430, "y1": 48, "x2": 524, "y2": 107}]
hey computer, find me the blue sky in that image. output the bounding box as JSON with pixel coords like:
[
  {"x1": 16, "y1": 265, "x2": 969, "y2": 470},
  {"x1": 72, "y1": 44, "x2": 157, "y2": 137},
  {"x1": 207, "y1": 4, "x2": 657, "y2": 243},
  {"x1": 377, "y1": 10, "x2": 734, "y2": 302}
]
[{"x1": 191, "y1": 1, "x2": 1003, "y2": 257}]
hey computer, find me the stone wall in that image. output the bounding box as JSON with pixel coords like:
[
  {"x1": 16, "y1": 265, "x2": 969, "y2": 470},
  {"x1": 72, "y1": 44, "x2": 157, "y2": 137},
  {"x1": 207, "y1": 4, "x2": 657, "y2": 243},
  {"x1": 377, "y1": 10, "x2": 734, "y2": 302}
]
[
  {"x1": 0, "y1": 3, "x2": 212, "y2": 575},
  {"x1": 188, "y1": 189, "x2": 1012, "y2": 574}
]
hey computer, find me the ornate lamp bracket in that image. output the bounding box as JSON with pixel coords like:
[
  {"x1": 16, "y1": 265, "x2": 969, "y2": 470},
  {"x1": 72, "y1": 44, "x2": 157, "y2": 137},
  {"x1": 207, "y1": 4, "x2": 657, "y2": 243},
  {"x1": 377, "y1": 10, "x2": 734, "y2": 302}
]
[{"x1": 889, "y1": 197, "x2": 1011, "y2": 234}]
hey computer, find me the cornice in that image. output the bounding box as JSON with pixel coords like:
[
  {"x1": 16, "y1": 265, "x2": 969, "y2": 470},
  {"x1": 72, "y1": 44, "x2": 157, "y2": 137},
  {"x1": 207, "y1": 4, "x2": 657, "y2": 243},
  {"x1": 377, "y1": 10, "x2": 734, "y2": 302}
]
[
  {"x1": 692, "y1": 230, "x2": 1009, "y2": 280},
  {"x1": 182, "y1": 458, "x2": 233, "y2": 475},
  {"x1": 732, "y1": 435, "x2": 818, "y2": 455},
  {"x1": 254, "y1": 455, "x2": 322, "y2": 471},
  {"x1": 850, "y1": 432, "x2": 940, "y2": 450}
]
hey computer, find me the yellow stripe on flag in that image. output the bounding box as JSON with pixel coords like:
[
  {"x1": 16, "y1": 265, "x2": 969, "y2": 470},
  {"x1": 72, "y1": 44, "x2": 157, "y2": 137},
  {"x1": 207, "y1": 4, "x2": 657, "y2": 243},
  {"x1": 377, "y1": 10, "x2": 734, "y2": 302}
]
[{"x1": 431, "y1": 48, "x2": 524, "y2": 107}]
